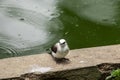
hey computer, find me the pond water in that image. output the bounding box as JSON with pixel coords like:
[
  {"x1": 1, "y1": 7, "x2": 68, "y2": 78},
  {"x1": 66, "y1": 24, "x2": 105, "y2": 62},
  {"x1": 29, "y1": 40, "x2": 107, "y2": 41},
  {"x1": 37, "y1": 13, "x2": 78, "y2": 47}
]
[{"x1": 0, "y1": 0, "x2": 120, "y2": 59}]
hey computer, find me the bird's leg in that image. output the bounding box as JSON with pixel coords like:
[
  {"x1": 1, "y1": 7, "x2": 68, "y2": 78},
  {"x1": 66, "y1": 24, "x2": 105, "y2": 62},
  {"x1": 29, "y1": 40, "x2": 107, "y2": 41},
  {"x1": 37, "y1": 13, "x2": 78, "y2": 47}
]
[
  {"x1": 53, "y1": 57, "x2": 70, "y2": 64},
  {"x1": 61, "y1": 58, "x2": 69, "y2": 61},
  {"x1": 54, "y1": 57, "x2": 62, "y2": 62}
]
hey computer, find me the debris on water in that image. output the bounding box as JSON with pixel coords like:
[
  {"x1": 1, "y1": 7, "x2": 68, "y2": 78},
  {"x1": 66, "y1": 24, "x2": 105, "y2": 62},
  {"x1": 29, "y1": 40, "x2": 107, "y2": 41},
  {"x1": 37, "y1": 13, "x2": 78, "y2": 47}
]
[
  {"x1": 102, "y1": 19, "x2": 108, "y2": 22},
  {"x1": 71, "y1": 22, "x2": 74, "y2": 24},
  {"x1": 49, "y1": 32, "x2": 51, "y2": 34},
  {"x1": 22, "y1": 43, "x2": 24, "y2": 45},
  {"x1": 111, "y1": 19, "x2": 117, "y2": 25},
  {"x1": 65, "y1": 32, "x2": 69, "y2": 35},
  {"x1": 50, "y1": 12, "x2": 60, "y2": 18},
  {"x1": 101, "y1": 18, "x2": 118, "y2": 25},
  {"x1": 48, "y1": 12, "x2": 60, "y2": 20},
  {"x1": 75, "y1": 24, "x2": 79, "y2": 27},
  {"x1": 18, "y1": 34, "x2": 21, "y2": 36},
  {"x1": 19, "y1": 18, "x2": 25, "y2": 21},
  {"x1": 60, "y1": 10, "x2": 64, "y2": 14}
]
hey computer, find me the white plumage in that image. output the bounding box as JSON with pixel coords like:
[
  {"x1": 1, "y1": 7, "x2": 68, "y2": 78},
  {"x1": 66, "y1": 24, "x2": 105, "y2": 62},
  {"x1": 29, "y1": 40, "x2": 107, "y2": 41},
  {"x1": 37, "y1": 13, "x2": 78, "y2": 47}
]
[{"x1": 51, "y1": 39, "x2": 69, "y2": 59}]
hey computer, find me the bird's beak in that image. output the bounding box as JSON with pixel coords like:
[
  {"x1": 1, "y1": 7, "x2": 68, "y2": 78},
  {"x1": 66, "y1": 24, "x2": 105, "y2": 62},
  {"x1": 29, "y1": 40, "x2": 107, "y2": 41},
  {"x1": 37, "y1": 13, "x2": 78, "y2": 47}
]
[
  {"x1": 61, "y1": 42, "x2": 65, "y2": 45},
  {"x1": 63, "y1": 42, "x2": 65, "y2": 44}
]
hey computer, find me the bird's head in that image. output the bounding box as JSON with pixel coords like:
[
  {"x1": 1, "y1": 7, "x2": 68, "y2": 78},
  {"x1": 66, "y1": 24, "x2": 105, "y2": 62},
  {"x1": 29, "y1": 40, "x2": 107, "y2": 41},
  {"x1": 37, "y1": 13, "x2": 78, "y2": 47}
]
[{"x1": 59, "y1": 39, "x2": 66, "y2": 47}]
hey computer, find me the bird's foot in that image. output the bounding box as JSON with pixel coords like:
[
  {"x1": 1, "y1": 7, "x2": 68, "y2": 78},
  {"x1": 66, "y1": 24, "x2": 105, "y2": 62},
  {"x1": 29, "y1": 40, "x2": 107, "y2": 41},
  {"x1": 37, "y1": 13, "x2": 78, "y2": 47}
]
[
  {"x1": 61, "y1": 58, "x2": 69, "y2": 61},
  {"x1": 54, "y1": 58, "x2": 70, "y2": 64}
]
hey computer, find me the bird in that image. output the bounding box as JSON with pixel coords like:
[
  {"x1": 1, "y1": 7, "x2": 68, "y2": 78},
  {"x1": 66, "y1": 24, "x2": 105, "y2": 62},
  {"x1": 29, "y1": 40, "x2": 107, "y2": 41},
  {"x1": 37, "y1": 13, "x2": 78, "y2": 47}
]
[{"x1": 50, "y1": 39, "x2": 70, "y2": 62}]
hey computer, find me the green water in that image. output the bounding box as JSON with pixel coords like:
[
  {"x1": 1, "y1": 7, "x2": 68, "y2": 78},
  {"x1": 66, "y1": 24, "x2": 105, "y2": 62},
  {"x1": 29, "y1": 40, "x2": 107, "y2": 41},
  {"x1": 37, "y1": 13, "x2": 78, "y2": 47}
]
[{"x1": 0, "y1": 0, "x2": 120, "y2": 59}]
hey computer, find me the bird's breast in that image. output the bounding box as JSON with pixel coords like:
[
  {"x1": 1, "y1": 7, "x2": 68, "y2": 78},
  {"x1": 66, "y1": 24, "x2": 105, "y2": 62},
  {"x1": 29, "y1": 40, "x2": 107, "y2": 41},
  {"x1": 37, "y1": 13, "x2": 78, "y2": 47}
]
[{"x1": 59, "y1": 47, "x2": 69, "y2": 53}]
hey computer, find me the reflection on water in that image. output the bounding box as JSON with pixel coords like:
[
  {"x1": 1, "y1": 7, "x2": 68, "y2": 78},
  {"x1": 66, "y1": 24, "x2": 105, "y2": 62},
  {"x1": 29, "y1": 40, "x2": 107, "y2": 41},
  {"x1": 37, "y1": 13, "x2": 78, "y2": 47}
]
[
  {"x1": 0, "y1": 0, "x2": 63, "y2": 58},
  {"x1": 59, "y1": 0, "x2": 118, "y2": 25},
  {"x1": 58, "y1": 0, "x2": 120, "y2": 49}
]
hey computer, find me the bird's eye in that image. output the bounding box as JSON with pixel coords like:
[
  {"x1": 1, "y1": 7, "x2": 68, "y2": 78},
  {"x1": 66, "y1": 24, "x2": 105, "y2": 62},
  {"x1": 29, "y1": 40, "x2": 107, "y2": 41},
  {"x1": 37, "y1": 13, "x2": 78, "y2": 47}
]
[{"x1": 62, "y1": 42, "x2": 65, "y2": 44}]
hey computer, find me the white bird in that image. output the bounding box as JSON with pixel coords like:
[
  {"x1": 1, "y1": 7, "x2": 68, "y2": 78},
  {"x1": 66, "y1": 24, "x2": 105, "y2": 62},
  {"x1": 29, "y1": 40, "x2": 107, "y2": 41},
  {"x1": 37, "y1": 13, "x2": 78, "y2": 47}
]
[{"x1": 50, "y1": 39, "x2": 70, "y2": 61}]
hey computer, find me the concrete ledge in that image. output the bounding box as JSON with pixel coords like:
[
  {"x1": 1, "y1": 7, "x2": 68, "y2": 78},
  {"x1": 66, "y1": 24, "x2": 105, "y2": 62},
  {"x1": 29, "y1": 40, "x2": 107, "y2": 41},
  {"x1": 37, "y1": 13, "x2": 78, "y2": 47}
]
[{"x1": 0, "y1": 45, "x2": 120, "y2": 79}]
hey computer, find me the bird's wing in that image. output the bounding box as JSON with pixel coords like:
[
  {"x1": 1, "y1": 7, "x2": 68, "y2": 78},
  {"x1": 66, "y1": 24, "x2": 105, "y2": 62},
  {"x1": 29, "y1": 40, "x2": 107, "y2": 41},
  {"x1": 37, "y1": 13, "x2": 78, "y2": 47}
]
[{"x1": 51, "y1": 44, "x2": 57, "y2": 53}]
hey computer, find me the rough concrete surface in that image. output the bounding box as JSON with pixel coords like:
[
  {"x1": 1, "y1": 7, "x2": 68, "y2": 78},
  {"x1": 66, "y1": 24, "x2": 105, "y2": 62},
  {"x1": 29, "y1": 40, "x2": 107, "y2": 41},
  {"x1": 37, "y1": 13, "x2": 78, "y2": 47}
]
[{"x1": 0, "y1": 45, "x2": 120, "y2": 79}]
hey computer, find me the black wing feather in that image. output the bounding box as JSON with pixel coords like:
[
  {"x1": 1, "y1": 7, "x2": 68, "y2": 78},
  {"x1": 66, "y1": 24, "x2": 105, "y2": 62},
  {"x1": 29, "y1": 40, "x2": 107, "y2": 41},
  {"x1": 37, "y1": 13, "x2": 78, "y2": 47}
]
[{"x1": 51, "y1": 45, "x2": 57, "y2": 53}]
